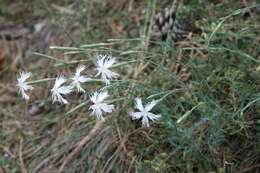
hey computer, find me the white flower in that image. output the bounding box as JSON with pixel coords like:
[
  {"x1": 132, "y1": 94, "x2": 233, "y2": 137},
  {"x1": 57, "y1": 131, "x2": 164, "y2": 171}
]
[
  {"x1": 71, "y1": 65, "x2": 91, "y2": 93},
  {"x1": 17, "y1": 71, "x2": 34, "y2": 100},
  {"x1": 95, "y1": 55, "x2": 119, "y2": 84},
  {"x1": 131, "y1": 98, "x2": 161, "y2": 127},
  {"x1": 89, "y1": 91, "x2": 114, "y2": 120},
  {"x1": 51, "y1": 76, "x2": 72, "y2": 104}
]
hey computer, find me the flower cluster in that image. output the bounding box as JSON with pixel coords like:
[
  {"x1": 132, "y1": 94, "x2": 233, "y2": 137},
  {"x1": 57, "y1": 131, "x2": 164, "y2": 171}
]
[{"x1": 16, "y1": 54, "x2": 161, "y2": 127}]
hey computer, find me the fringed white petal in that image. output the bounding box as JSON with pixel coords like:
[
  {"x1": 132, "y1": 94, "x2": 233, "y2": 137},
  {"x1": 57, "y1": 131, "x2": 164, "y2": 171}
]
[
  {"x1": 131, "y1": 97, "x2": 160, "y2": 127},
  {"x1": 51, "y1": 76, "x2": 72, "y2": 104},
  {"x1": 145, "y1": 100, "x2": 158, "y2": 112},
  {"x1": 95, "y1": 55, "x2": 119, "y2": 85},
  {"x1": 89, "y1": 91, "x2": 114, "y2": 119},
  {"x1": 17, "y1": 71, "x2": 34, "y2": 101},
  {"x1": 135, "y1": 98, "x2": 144, "y2": 111},
  {"x1": 71, "y1": 65, "x2": 91, "y2": 93}
]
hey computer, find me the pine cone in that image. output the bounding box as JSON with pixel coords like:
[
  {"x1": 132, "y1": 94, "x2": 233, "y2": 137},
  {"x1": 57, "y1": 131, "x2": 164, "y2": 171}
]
[
  {"x1": 152, "y1": 6, "x2": 195, "y2": 42},
  {"x1": 172, "y1": 18, "x2": 192, "y2": 41},
  {"x1": 152, "y1": 7, "x2": 175, "y2": 40}
]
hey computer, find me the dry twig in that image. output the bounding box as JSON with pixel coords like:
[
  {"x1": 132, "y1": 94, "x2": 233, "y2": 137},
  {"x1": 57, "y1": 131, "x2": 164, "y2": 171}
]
[{"x1": 58, "y1": 120, "x2": 106, "y2": 173}]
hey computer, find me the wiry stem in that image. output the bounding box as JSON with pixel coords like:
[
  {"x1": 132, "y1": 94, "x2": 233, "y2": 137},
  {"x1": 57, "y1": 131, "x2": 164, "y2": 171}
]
[{"x1": 27, "y1": 78, "x2": 55, "y2": 85}]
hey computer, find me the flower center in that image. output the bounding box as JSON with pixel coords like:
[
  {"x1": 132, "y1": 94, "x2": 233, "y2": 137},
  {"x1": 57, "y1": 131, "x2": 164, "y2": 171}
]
[{"x1": 142, "y1": 111, "x2": 149, "y2": 116}]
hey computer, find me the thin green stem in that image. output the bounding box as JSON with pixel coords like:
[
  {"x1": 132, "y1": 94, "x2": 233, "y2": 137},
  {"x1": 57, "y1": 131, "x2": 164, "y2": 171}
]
[
  {"x1": 32, "y1": 52, "x2": 64, "y2": 62},
  {"x1": 240, "y1": 97, "x2": 260, "y2": 117},
  {"x1": 27, "y1": 78, "x2": 55, "y2": 85},
  {"x1": 156, "y1": 89, "x2": 186, "y2": 102},
  {"x1": 87, "y1": 79, "x2": 103, "y2": 83},
  {"x1": 105, "y1": 97, "x2": 127, "y2": 104},
  {"x1": 66, "y1": 100, "x2": 90, "y2": 115},
  {"x1": 54, "y1": 60, "x2": 91, "y2": 67},
  {"x1": 110, "y1": 60, "x2": 138, "y2": 68},
  {"x1": 177, "y1": 102, "x2": 204, "y2": 124}
]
